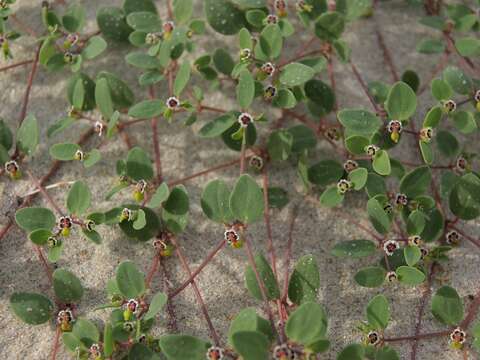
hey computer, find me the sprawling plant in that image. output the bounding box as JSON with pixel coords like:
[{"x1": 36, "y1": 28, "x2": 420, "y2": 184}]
[{"x1": 2, "y1": 0, "x2": 480, "y2": 359}]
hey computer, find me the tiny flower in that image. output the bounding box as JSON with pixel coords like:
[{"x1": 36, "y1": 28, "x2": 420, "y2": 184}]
[
  {"x1": 238, "y1": 112, "x2": 254, "y2": 128},
  {"x1": 63, "y1": 51, "x2": 75, "y2": 64},
  {"x1": 163, "y1": 21, "x2": 175, "y2": 34},
  {"x1": 94, "y1": 121, "x2": 104, "y2": 137},
  {"x1": 240, "y1": 48, "x2": 252, "y2": 62},
  {"x1": 145, "y1": 32, "x2": 161, "y2": 45},
  {"x1": 249, "y1": 155, "x2": 264, "y2": 171},
  {"x1": 65, "y1": 33, "x2": 79, "y2": 46},
  {"x1": 133, "y1": 179, "x2": 147, "y2": 202},
  {"x1": 367, "y1": 331, "x2": 382, "y2": 346},
  {"x1": 474, "y1": 90, "x2": 480, "y2": 103},
  {"x1": 85, "y1": 219, "x2": 95, "y2": 232},
  {"x1": 126, "y1": 299, "x2": 139, "y2": 313},
  {"x1": 325, "y1": 127, "x2": 340, "y2": 141},
  {"x1": 57, "y1": 309, "x2": 74, "y2": 331},
  {"x1": 386, "y1": 271, "x2": 397, "y2": 282},
  {"x1": 420, "y1": 247, "x2": 429, "y2": 259},
  {"x1": 446, "y1": 230, "x2": 461, "y2": 245},
  {"x1": 123, "y1": 321, "x2": 135, "y2": 332},
  {"x1": 206, "y1": 346, "x2": 225, "y2": 360},
  {"x1": 59, "y1": 216, "x2": 73, "y2": 229},
  {"x1": 224, "y1": 228, "x2": 242, "y2": 248},
  {"x1": 365, "y1": 144, "x2": 379, "y2": 157},
  {"x1": 337, "y1": 179, "x2": 352, "y2": 195},
  {"x1": 296, "y1": 0, "x2": 313, "y2": 12},
  {"x1": 4, "y1": 160, "x2": 21, "y2": 179},
  {"x1": 275, "y1": 0, "x2": 287, "y2": 17},
  {"x1": 120, "y1": 208, "x2": 133, "y2": 222},
  {"x1": 343, "y1": 160, "x2": 358, "y2": 173},
  {"x1": 273, "y1": 344, "x2": 293, "y2": 359},
  {"x1": 261, "y1": 62, "x2": 275, "y2": 76},
  {"x1": 383, "y1": 203, "x2": 393, "y2": 214},
  {"x1": 47, "y1": 236, "x2": 61, "y2": 248},
  {"x1": 419, "y1": 127, "x2": 433, "y2": 143},
  {"x1": 74, "y1": 150, "x2": 84, "y2": 161},
  {"x1": 67, "y1": 106, "x2": 80, "y2": 119},
  {"x1": 89, "y1": 343, "x2": 101, "y2": 357},
  {"x1": 408, "y1": 235, "x2": 422, "y2": 247},
  {"x1": 383, "y1": 240, "x2": 399, "y2": 256},
  {"x1": 166, "y1": 96, "x2": 180, "y2": 109},
  {"x1": 264, "y1": 85, "x2": 277, "y2": 100},
  {"x1": 138, "y1": 334, "x2": 147, "y2": 343},
  {"x1": 455, "y1": 156, "x2": 467, "y2": 173},
  {"x1": 395, "y1": 193, "x2": 408, "y2": 206},
  {"x1": 387, "y1": 120, "x2": 402, "y2": 143},
  {"x1": 266, "y1": 14, "x2": 279, "y2": 24},
  {"x1": 154, "y1": 232, "x2": 174, "y2": 256},
  {"x1": 443, "y1": 100, "x2": 457, "y2": 113},
  {"x1": 450, "y1": 327, "x2": 466, "y2": 344}
]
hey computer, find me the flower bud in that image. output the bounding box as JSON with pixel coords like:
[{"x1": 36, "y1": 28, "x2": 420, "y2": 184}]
[
  {"x1": 85, "y1": 219, "x2": 95, "y2": 232},
  {"x1": 63, "y1": 51, "x2": 75, "y2": 64},
  {"x1": 449, "y1": 327, "x2": 466, "y2": 346},
  {"x1": 395, "y1": 193, "x2": 408, "y2": 207},
  {"x1": 145, "y1": 32, "x2": 161, "y2": 45},
  {"x1": 266, "y1": 14, "x2": 279, "y2": 24},
  {"x1": 455, "y1": 156, "x2": 467, "y2": 173},
  {"x1": 123, "y1": 321, "x2": 135, "y2": 332},
  {"x1": 240, "y1": 48, "x2": 252, "y2": 62},
  {"x1": 273, "y1": 344, "x2": 293, "y2": 359},
  {"x1": 446, "y1": 230, "x2": 460, "y2": 245},
  {"x1": 275, "y1": 0, "x2": 287, "y2": 17},
  {"x1": 296, "y1": 0, "x2": 313, "y2": 12},
  {"x1": 94, "y1": 121, "x2": 104, "y2": 137},
  {"x1": 408, "y1": 235, "x2": 422, "y2": 246},
  {"x1": 365, "y1": 144, "x2": 379, "y2": 157},
  {"x1": 4, "y1": 160, "x2": 21, "y2": 179},
  {"x1": 74, "y1": 150, "x2": 84, "y2": 162},
  {"x1": 325, "y1": 127, "x2": 340, "y2": 141},
  {"x1": 120, "y1": 208, "x2": 133, "y2": 222},
  {"x1": 264, "y1": 85, "x2": 277, "y2": 100},
  {"x1": 261, "y1": 62, "x2": 275, "y2": 77}
]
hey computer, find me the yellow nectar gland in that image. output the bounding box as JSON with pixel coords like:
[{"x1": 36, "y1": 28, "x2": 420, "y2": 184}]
[
  {"x1": 123, "y1": 309, "x2": 133, "y2": 321},
  {"x1": 133, "y1": 190, "x2": 144, "y2": 202},
  {"x1": 60, "y1": 321, "x2": 72, "y2": 332},
  {"x1": 476, "y1": 101, "x2": 480, "y2": 112},
  {"x1": 61, "y1": 227, "x2": 70, "y2": 237},
  {"x1": 390, "y1": 131, "x2": 400, "y2": 143}
]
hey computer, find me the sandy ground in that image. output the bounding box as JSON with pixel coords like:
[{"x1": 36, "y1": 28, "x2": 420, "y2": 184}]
[{"x1": 0, "y1": 1, "x2": 480, "y2": 359}]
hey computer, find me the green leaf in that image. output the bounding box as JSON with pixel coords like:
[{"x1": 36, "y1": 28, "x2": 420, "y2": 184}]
[
  {"x1": 288, "y1": 125, "x2": 317, "y2": 153},
  {"x1": 164, "y1": 186, "x2": 189, "y2": 215},
  {"x1": 286, "y1": 302, "x2": 328, "y2": 346},
  {"x1": 455, "y1": 37, "x2": 480, "y2": 56},
  {"x1": 82, "y1": 36, "x2": 107, "y2": 60},
  {"x1": 174, "y1": 0, "x2": 193, "y2": 23},
  {"x1": 423, "y1": 106, "x2": 443, "y2": 128},
  {"x1": 396, "y1": 266, "x2": 426, "y2": 286},
  {"x1": 288, "y1": 255, "x2": 320, "y2": 305},
  {"x1": 239, "y1": 27, "x2": 253, "y2": 49},
  {"x1": 126, "y1": 11, "x2": 162, "y2": 32},
  {"x1": 159, "y1": 334, "x2": 209, "y2": 360},
  {"x1": 258, "y1": 24, "x2": 282, "y2": 59},
  {"x1": 10, "y1": 292, "x2": 53, "y2": 325},
  {"x1": 16, "y1": 114, "x2": 39, "y2": 156},
  {"x1": 331, "y1": 240, "x2": 377, "y2": 258},
  {"x1": 354, "y1": 266, "x2": 386, "y2": 288},
  {"x1": 372, "y1": 150, "x2": 391, "y2": 176},
  {"x1": 419, "y1": 141, "x2": 433, "y2": 165},
  {"x1": 416, "y1": 38, "x2": 445, "y2": 54},
  {"x1": 62, "y1": 4, "x2": 86, "y2": 32},
  {"x1": 345, "y1": 135, "x2": 369, "y2": 155},
  {"x1": 338, "y1": 109, "x2": 381, "y2": 136},
  {"x1": 348, "y1": 167, "x2": 368, "y2": 190},
  {"x1": 123, "y1": 0, "x2": 157, "y2": 14},
  {"x1": 133, "y1": 209, "x2": 146, "y2": 230},
  {"x1": 72, "y1": 79, "x2": 85, "y2": 110},
  {"x1": 213, "y1": 48, "x2": 235, "y2": 75},
  {"x1": 53, "y1": 268, "x2": 84, "y2": 302},
  {"x1": 204, "y1": 0, "x2": 246, "y2": 35},
  {"x1": 337, "y1": 344, "x2": 364, "y2": 360},
  {"x1": 126, "y1": 51, "x2": 161, "y2": 70},
  {"x1": 144, "y1": 292, "x2": 167, "y2": 320},
  {"x1": 129, "y1": 343, "x2": 160, "y2": 360},
  {"x1": 15, "y1": 207, "x2": 56, "y2": 232},
  {"x1": 307, "y1": 160, "x2": 344, "y2": 186},
  {"x1": 67, "y1": 181, "x2": 91, "y2": 215},
  {"x1": 367, "y1": 198, "x2": 390, "y2": 234},
  {"x1": 245, "y1": 253, "x2": 280, "y2": 300},
  {"x1": 406, "y1": 210, "x2": 426, "y2": 235},
  {"x1": 230, "y1": 174, "x2": 264, "y2": 224},
  {"x1": 431, "y1": 78, "x2": 452, "y2": 101},
  {"x1": 228, "y1": 308, "x2": 272, "y2": 346},
  {"x1": 71, "y1": 318, "x2": 100, "y2": 347},
  {"x1": 199, "y1": 113, "x2": 236, "y2": 138},
  {"x1": 366, "y1": 294, "x2": 390, "y2": 330},
  {"x1": 272, "y1": 88, "x2": 297, "y2": 109},
  {"x1": 431, "y1": 286, "x2": 464, "y2": 325},
  {"x1": 174, "y1": 61, "x2": 191, "y2": 97},
  {"x1": 82, "y1": 228, "x2": 102, "y2": 244},
  {"x1": 116, "y1": 261, "x2": 145, "y2": 298},
  {"x1": 29, "y1": 229, "x2": 52, "y2": 245},
  {"x1": 279, "y1": 63, "x2": 315, "y2": 87},
  {"x1": 319, "y1": 186, "x2": 344, "y2": 208},
  {"x1": 443, "y1": 66, "x2": 472, "y2": 95},
  {"x1": 97, "y1": 71, "x2": 135, "y2": 108},
  {"x1": 67, "y1": 73, "x2": 96, "y2": 111},
  {"x1": 305, "y1": 79, "x2": 335, "y2": 116},
  {"x1": 385, "y1": 81, "x2": 417, "y2": 120},
  {"x1": 126, "y1": 147, "x2": 154, "y2": 181},
  {"x1": 314, "y1": 11, "x2": 345, "y2": 41},
  {"x1": 237, "y1": 70, "x2": 255, "y2": 109},
  {"x1": 452, "y1": 110, "x2": 477, "y2": 134},
  {"x1": 376, "y1": 346, "x2": 400, "y2": 360},
  {"x1": 84, "y1": 149, "x2": 101, "y2": 168},
  {"x1": 147, "y1": 182, "x2": 170, "y2": 208},
  {"x1": 0, "y1": 119, "x2": 13, "y2": 150},
  {"x1": 49, "y1": 143, "x2": 81, "y2": 160},
  {"x1": 119, "y1": 205, "x2": 160, "y2": 241},
  {"x1": 231, "y1": 331, "x2": 269, "y2": 360},
  {"x1": 97, "y1": 7, "x2": 132, "y2": 42},
  {"x1": 400, "y1": 166, "x2": 431, "y2": 198},
  {"x1": 267, "y1": 129, "x2": 293, "y2": 161},
  {"x1": 128, "y1": 100, "x2": 164, "y2": 118},
  {"x1": 95, "y1": 77, "x2": 114, "y2": 119},
  {"x1": 436, "y1": 130, "x2": 459, "y2": 158},
  {"x1": 103, "y1": 323, "x2": 114, "y2": 357},
  {"x1": 201, "y1": 179, "x2": 234, "y2": 223},
  {"x1": 404, "y1": 246, "x2": 422, "y2": 267}
]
